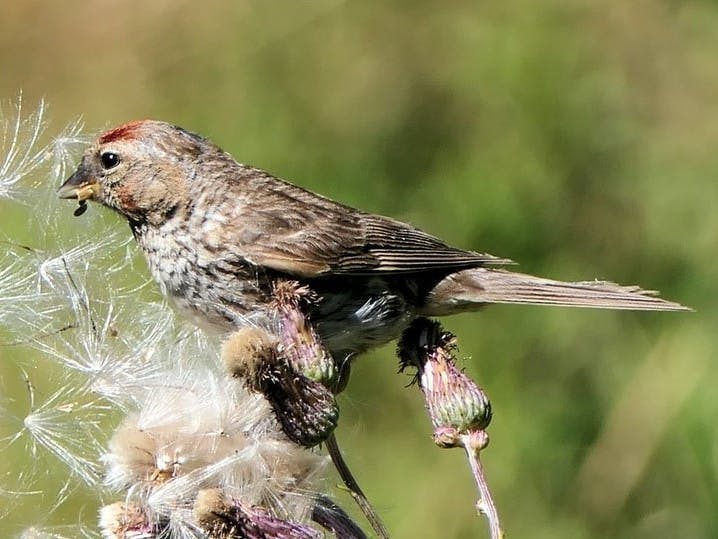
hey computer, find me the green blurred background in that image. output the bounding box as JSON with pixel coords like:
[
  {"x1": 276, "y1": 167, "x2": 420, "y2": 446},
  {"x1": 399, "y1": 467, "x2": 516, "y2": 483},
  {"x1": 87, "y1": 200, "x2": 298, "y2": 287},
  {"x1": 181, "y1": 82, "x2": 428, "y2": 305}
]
[{"x1": 0, "y1": 1, "x2": 716, "y2": 537}]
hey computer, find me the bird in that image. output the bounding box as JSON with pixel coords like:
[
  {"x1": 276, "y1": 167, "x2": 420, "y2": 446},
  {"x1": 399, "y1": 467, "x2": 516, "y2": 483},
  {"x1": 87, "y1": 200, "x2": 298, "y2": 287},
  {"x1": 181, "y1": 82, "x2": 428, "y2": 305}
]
[{"x1": 58, "y1": 120, "x2": 688, "y2": 361}]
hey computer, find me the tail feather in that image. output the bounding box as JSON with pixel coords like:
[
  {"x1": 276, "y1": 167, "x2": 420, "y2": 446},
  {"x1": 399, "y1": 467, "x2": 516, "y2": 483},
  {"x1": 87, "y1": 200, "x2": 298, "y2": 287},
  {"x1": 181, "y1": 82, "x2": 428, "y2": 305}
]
[{"x1": 423, "y1": 268, "x2": 691, "y2": 314}]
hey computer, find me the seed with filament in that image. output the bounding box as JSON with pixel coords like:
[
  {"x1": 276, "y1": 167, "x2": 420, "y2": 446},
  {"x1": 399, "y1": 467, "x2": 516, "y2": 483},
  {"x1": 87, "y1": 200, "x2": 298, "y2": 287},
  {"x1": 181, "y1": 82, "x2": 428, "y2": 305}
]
[{"x1": 74, "y1": 200, "x2": 88, "y2": 217}]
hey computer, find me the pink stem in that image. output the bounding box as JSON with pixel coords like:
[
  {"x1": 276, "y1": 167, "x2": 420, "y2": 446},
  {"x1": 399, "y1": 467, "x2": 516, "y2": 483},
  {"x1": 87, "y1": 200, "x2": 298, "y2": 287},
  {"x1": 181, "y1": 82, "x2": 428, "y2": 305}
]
[{"x1": 461, "y1": 433, "x2": 503, "y2": 539}]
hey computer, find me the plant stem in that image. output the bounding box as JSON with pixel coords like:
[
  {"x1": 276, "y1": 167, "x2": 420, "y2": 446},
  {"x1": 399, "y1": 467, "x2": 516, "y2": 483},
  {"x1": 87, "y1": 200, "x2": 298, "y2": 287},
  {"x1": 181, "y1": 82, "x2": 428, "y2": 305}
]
[
  {"x1": 326, "y1": 432, "x2": 390, "y2": 539},
  {"x1": 461, "y1": 432, "x2": 503, "y2": 539}
]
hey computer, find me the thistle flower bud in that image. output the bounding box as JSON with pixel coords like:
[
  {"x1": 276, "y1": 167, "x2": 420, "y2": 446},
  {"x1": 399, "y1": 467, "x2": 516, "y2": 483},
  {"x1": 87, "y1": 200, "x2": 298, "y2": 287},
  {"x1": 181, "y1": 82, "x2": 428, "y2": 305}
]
[
  {"x1": 398, "y1": 318, "x2": 503, "y2": 539},
  {"x1": 398, "y1": 318, "x2": 492, "y2": 440},
  {"x1": 194, "y1": 488, "x2": 322, "y2": 539},
  {"x1": 223, "y1": 329, "x2": 339, "y2": 447},
  {"x1": 271, "y1": 280, "x2": 338, "y2": 389}
]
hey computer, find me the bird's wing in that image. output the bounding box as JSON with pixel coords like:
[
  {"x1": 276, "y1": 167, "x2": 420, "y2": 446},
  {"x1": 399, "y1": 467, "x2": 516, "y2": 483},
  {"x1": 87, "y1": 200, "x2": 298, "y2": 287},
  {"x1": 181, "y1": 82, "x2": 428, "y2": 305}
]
[
  {"x1": 328, "y1": 213, "x2": 511, "y2": 275},
  {"x1": 232, "y1": 173, "x2": 509, "y2": 278}
]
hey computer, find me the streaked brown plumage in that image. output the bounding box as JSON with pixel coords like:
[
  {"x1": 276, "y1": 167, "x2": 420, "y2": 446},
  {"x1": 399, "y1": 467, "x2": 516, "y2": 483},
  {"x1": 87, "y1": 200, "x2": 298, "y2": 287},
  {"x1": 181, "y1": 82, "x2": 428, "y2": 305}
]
[{"x1": 58, "y1": 120, "x2": 688, "y2": 360}]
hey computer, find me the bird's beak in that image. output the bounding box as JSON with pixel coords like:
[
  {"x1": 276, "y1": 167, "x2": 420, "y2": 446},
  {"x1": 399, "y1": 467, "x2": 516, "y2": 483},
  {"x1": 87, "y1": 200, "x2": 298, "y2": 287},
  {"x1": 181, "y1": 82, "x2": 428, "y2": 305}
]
[{"x1": 57, "y1": 169, "x2": 99, "y2": 201}]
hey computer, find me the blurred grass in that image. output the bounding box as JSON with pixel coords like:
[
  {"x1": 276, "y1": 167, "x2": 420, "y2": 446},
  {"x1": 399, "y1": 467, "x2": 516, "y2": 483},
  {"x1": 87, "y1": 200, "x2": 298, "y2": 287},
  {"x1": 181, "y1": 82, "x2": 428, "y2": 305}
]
[{"x1": 0, "y1": 1, "x2": 716, "y2": 537}]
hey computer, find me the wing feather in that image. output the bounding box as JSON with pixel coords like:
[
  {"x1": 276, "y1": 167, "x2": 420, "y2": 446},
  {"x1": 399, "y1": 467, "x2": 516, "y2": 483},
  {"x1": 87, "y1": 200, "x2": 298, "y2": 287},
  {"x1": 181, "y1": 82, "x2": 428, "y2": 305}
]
[{"x1": 227, "y1": 170, "x2": 509, "y2": 277}]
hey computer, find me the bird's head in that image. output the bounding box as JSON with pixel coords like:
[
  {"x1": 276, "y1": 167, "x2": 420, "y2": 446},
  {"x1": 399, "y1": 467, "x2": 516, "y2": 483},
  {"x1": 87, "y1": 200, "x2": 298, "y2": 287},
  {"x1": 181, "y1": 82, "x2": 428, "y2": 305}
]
[{"x1": 58, "y1": 120, "x2": 209, "y2": 225}]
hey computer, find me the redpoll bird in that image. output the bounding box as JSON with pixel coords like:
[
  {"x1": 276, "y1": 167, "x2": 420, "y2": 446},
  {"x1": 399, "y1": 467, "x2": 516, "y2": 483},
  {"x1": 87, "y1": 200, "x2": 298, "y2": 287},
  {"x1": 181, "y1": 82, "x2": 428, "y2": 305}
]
[{"x1": 58, "y1": 120, "x2": 688, "y2": 360}]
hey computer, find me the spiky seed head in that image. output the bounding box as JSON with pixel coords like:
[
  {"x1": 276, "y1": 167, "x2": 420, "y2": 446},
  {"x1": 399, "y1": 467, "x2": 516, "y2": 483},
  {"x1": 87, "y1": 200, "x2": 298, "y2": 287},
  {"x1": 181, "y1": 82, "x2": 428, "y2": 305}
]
[
  {"x1": 98, "y1": 502, "x2": 157, "y2": 539},
  {"x1": 222, "y1": 327, "x2": 277, "y2": 381},
  {"x1": 194, "y1": 488, "x2": 232, "y2": 536},
  {"x1": 263, "y1": 368, "x2": 339, "y2": 447},
  {"x1": 232, "y1": 345, "x2": 339, "y2": 447},
  {"x1": 194, "y1": 488, "x2": 323, "y2": 539}
]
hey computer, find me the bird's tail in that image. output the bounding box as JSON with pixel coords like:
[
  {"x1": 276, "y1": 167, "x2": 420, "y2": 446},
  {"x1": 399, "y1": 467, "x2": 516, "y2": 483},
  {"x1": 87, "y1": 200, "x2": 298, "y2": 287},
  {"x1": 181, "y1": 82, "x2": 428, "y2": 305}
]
[{"x1": 421, "y1": 268, "x2": 690, "y2": 314}]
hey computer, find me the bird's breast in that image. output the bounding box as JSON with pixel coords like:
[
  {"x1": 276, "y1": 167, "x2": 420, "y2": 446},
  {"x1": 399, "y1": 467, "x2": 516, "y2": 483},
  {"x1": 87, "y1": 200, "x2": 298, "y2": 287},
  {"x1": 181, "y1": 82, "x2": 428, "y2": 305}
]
[
  {"x1": 133, "y1": 222, "x2": 419, "y2": 358},
  {"x1": 135, "y1": 222, "x2": 270, "y2": 331}
]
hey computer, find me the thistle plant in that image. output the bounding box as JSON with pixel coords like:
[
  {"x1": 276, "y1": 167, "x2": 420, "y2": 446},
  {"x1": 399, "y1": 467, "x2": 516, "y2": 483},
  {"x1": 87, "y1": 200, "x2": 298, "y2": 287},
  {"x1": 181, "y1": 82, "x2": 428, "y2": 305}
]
[
  {"x1": 398, "y1": 318, "x2": 503, "y2": 539},
  {"x1": 0, "y1": 97, "x2": 506, "y2": 539},
  {"x1": 222, "y1": 283, "x2": 341, "y2": 450},
  {"x1": 0, "y1": 98, "x2": 362, "y2": 538},
  {"x1": 222, "y1": 284, "x2": 385, "y2": 538}
]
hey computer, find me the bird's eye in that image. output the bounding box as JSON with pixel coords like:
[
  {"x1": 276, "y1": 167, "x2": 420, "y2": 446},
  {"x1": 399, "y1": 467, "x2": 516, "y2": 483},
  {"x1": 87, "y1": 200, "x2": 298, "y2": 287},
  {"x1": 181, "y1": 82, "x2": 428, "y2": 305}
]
[{"x1": 100, "y1": 151, "x2": 120, "y2": 170}]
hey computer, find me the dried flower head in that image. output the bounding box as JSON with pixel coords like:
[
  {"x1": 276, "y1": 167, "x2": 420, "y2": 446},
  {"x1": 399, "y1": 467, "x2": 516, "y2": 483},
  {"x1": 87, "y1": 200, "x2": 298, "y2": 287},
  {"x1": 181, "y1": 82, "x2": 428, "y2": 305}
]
[
  {"x1": 193, "y1": 488, "x2": 322, "y2": 539},
  {"x1": 103, "y1": 358, "x2": 328, "y2": 529},
  {"x1": 99, "y1": 502, "x2": 159, "y2": 539},
  {"x1": 222, "y1": 327, "x2": 277, "y2": 380},
  {"x1": 222, "y1": 328, "x2": 339, "y2": 448}
]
